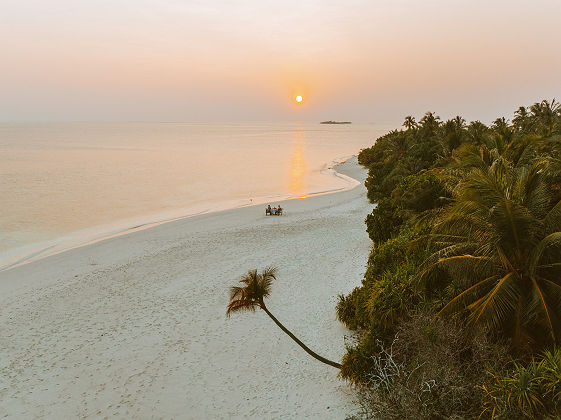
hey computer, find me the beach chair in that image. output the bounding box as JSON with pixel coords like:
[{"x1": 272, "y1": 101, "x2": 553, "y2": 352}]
[{"x1": 265, "y1": 207, "x2": 283, "y2": 216}]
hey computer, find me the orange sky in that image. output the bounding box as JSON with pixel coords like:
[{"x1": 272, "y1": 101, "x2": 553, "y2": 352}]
[{"x1": 1, "y1": 0, "x2": 560, "y2": 124}]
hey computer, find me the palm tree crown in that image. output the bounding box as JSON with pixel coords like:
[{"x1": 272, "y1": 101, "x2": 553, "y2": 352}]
[{"x1": 227, "y1": 267, "x2": 276, "y2": 316}]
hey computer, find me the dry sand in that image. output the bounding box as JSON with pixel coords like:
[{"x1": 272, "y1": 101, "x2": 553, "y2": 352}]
[{"x1": 0, "y1": 157, "x2": 373, "y2": 419}]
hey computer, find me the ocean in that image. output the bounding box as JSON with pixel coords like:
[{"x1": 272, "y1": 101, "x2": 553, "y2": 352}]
[{"x1": 0, "y1": 122, "x2": 385, "y2": 270}]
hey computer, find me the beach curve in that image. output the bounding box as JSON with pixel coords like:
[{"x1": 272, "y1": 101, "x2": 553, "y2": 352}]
[
  {"x1": 0, "y1": 154, "x2": 361, "y2": 273},
  {"x1": 0, "y1": 156, "x2": 373, "y2": 419}
]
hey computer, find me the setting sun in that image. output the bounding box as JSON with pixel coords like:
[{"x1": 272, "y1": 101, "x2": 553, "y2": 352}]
[{"x1": 295, "y1": 95, "x2": 303, "y2": 103}]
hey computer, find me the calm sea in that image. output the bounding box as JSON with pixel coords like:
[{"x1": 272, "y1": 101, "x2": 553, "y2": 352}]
[{"x1": 0, "y1": 122, "x2": 385, "y2": 269}]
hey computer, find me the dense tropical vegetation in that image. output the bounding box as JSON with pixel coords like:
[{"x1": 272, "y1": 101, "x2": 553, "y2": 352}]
[{"x1": 340, "y1": 99, "x2": 561, "y2": 418}]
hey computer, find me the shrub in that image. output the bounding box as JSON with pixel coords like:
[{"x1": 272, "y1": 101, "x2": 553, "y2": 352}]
[
  {"x1": 336, "y1": 288, "x2": 370, "y2": 330},
  {"x1": 392, "y1": 171, "x2": 447, "y2": 215},
  {"x1": 481, "y1": 348, "x2": 561, "y2": 418},
  {"x1": 365, "y1": 199, "x2": 402, "y2": 244},
  {"x1": 347, "y1": 312, "x2": 509, "y2": 419},
  {"x1": 365, "y1": 262, "x2": 421, "y2": 330},
  {"x1": 363, "y1": 230, "x2": 413, "y2": 282}
]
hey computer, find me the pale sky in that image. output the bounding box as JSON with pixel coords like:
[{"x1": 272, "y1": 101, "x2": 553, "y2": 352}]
[{"x1": 1, "y1": 0, "x2": 560, "y2": 124}]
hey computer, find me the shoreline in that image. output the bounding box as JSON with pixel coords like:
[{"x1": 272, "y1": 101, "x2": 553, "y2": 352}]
[
  {"x1": 0, "y1": 156, "x2": 373, "y2": 418},
  {"x1": 0, "y1": 154, "x2": 359, "y2": 273}
]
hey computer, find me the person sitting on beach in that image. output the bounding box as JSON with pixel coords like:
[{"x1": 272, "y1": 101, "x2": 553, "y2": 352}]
[
  {"x1": 271, "y1": 207, "x2": 277, "y2": 215},
  {"x1": 277, "y1": 205, "x2": 282, "y2": 215},
  {"x1": 266, "y1": 204, "x2": 271, "y2": 215}
]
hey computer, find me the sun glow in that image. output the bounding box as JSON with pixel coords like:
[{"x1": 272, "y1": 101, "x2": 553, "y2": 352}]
[{"x1": 295, "y1": 95, "x2": 303, "y2": 103}]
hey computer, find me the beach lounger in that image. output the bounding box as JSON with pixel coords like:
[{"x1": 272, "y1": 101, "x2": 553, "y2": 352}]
[{"x1": 265, "y1": 208, "x2": 283, "y2": 216}]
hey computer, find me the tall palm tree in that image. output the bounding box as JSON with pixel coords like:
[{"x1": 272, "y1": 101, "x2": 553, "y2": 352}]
[
  {"x1": 227, "y1": 267, "x2": 342, "y2": 369},
  {"x1": 513, "y1": 106, "x2": 532, "y2": 133},
  {"x1": 530, "y1": 99, "x2": 560, "y2": 136},
  {"x1": 419, "y1": 112, "x2": 441, "y2": 137},
  {"x1": 447, "y1": 127, "x2": 539, "y2": 174},
  {"x1": 403, "y1": 115, "x2": 417, "y2": 131},
  {"x1": 467, "y1": 120, "x2": 489, "y2": 146},
  {"x1": 453, "y1": 115, "x2": 467, "y2": 130},
  {"x1": 386, "y1": 133, "x2": 410, "y2": 159},
  {"x1": 423, "y1": 159, "x2": 561, "y2": 349},
  {"x1": 440, "y1": 117, "x2": 467, "y2": 156},
  {"x1": 492, "y1": 117, "x2": 509, "y2": 131}
]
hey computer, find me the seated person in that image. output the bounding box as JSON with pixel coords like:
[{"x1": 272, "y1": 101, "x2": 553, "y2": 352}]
[
  {"x1": 271, "y1": 207, "x2": 277, "y2": 215},
  {"x1": 266, "y1": 204, "x2": 271, "y2": 215},
  {"x1": 277, "y1": 205, "x2": 282, "y2": 214}
]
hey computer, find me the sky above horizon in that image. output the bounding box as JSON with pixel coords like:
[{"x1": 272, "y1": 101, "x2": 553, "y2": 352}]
[{"x1": 1, "y1": 0, "x2": 561, "y2": 125}]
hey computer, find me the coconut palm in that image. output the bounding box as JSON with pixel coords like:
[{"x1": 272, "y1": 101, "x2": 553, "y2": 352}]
[
  {"x1": 424, "y1": 158, "x2": 561, "y2": 348},
  {"x1": 530, "y1": 99, "x2": 560, "y2": 136},
  {"x1": 439, "y1": 117, "x2": 467, "y2": 156},
  {"x1": 227, "y1": 267, "x2": 341, "y2": 368},
  {"x1": 403, "y1": 115, "x2": 417, "y2": 131},
  {"x1": 466, "y1": 120, "x2": 489, "y2": 146},
  {"x1": 419, "y1": 112, "x2": 441, "y2": 137},
  {"x1": 492, "y1": 117, "x2": 509, "y2": 131},
  {"x1": 386, "y1": 132, "x2": 410, "y2": 159},
  {"x1": 447, "y1": 128, "x2": 539, "y2": 175},
  {"x1": 513, "y1": 106, "x2": 532, "y2": 133}
]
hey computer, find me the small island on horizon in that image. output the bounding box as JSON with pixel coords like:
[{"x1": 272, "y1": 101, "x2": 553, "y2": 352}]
[{"x1": 320, "y1": 121, "x2": 352, "y2": 124}]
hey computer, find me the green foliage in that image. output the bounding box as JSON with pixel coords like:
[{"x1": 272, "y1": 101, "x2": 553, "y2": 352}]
[
  {"x1": 363, "y1": 231, "x2": 413, "y2": 281},
  {"x1": 344, "y1": 99, "x2": 561, "y2": 416},
  {"x1": 336, "y1": 288, "x2": 370, "y2": 330},
  {"x1": 364, "y1": 172, "x2": 446, "y2": 243},
  {"x1": 426, "y1": 158, "x2": 561, "y2": 347},
  {"x1": 392, "y1": 171, "x2": 446, "y2": 214},
  {"x1": 365, "y1": 199, "x2": 402, "y2": 243},
  {"x1": 365, "y1": 261, "x2": 422, "y2": 330},
  {"x1": 467, "y1": 120, "x2": 491, "y2": 146},
  {"x1": 337, "y1": 231, "x2": 425, "y2": 333},
  {"x1": 481, "y1": 348, "x2": 561, "y2": 418},
  {"x1": 340, "y1": 331, "x2": 378, "y2": 383}
]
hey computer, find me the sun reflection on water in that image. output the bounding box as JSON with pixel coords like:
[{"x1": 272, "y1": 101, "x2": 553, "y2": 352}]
[{"x1": 288, "y1": 129, "x2": 307, "y2": 197}]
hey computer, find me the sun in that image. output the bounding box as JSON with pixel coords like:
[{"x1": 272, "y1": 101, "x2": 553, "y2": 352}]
[{"x1": 295, "y1": 95, "x2": 303, "y2": 103}]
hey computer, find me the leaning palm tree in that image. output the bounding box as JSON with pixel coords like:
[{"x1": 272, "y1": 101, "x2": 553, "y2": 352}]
[
  {"x1": 226, "y1": 267, "x2": 341, "y2": 369},
  {"x1": 423, "y1": 158, "x2": 561, "y2": 349}
]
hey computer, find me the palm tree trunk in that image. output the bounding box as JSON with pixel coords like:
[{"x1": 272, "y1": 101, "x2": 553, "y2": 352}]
[
  {"x1": 260, "y1": 303, "x2": 341, "y2": 369},
  {"x1": 514, "y1": 295, "x2": 523, "y2": 349}
]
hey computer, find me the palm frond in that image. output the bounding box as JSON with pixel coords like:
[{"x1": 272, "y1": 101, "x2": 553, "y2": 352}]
[
  {"x1": 530, "y1": 276, "x2": 557, "y2": 341},
  {"x1": 435, "y1": 275, "x2": 499, "y2": 318},
  {"x1": 427, "y1": 140, "x2": 561, "y2": 343},
  {"x1": 421, "y1": 254, "x2": 493, "y2": 279},
  {"x1": 259, "y1": 266, "x2": 277, "y2": 299},
  {"x1": 470, "y1": 272, "x2": 519, "y2": 329},
  {"x1": 530, "y1": 232, "x2": 561, "y2": 275},
  {"x1": 227, "y1": 267, "x2": 278, "y2": 317},
  {"x1": 544, "y1": 200, "x2": 561, "y2": 233}
]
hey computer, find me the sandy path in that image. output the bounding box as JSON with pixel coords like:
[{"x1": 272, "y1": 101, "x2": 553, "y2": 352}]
[{"x1": 0, "y1": 157, "x2": 372, "y2": 419}]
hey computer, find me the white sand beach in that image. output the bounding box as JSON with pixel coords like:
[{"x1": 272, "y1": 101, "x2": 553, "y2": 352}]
[{"x1": 0, "y1": 157, "x2": 373, "y2": 419}]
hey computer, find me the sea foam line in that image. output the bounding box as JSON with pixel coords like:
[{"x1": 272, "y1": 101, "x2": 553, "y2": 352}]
[{"x1": 0, "y1": 155, "x2": 361, "y2": 273}]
